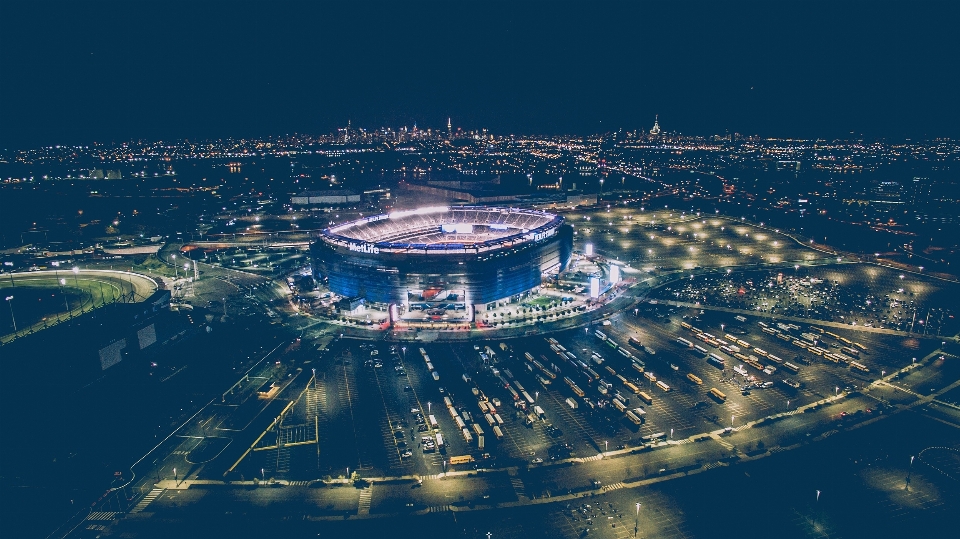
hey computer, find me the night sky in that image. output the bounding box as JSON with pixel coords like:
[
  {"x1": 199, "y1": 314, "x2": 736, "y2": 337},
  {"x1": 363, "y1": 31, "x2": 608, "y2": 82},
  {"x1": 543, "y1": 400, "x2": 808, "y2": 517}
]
[{"x1": 2, "y1": 1, "x2": 958, "y2": 147}]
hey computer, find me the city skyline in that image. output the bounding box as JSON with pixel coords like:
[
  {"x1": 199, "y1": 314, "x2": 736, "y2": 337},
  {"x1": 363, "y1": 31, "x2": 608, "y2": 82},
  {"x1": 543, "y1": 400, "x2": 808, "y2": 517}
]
[{"x1": 3, "y1": 1, "x2": 960, "y2": 148}]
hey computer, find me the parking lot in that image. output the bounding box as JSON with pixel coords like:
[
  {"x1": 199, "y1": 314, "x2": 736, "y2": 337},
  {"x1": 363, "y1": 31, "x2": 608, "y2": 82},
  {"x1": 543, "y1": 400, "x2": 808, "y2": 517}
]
[
  {"x1": 651, "y1": 264, "x2": 957, "y2": 335},
  {"x1": 269, "y1": 295, "x2": 947, "y2": 483}
]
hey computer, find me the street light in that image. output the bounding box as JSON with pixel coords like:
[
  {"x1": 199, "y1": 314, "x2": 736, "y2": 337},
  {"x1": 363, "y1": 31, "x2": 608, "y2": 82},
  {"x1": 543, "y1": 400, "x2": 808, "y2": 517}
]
[
  {"x1": 72, "y1": 267, "x2": 82, "y2": 312},
  {"x1": 172, "y1": 254, "x2": 177, "y2": 279},
  {"x1": 635, "y1": 502, "x2": 641, "y2": 537},
  {"x1": 906, "y1": 455, "x2": 915, "y2": 490},
  {"x1": 5, "y1": 296, "x2": 16, "y2": 335},
  {"x1": 173, "y1": 467, "x2": 178, "y2": 486}
]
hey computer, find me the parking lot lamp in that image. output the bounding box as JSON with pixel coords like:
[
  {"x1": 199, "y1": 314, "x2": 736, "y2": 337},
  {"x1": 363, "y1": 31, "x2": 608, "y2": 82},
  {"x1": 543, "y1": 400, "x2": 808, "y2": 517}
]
[
  {"x1": 635, "y1": 502, "x2": 641, "y2": 537},
  {"x1": 172, "y1": 254, "x2": 177, "y2": 280},
  {"x1": 71, "y1": 267, "x2": 82, "y2": 311},
  {"x1": 5, "y1": 296, "x2": 15, "y2": 334}
]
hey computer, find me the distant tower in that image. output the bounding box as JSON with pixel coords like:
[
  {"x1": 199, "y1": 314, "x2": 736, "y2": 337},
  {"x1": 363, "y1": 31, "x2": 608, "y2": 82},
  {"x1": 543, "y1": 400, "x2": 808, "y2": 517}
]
[
  {"x1": 649, "y1": 115, "x2": 661, "y2": 136},
  {"x1": 447, "y1": 117, "x2": 452, "y2": 139}
]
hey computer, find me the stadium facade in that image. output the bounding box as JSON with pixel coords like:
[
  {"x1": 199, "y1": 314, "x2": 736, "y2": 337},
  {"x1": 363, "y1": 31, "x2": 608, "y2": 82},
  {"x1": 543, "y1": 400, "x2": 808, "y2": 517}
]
[{"x1": 311, "y1": 206, "x2": 572, "y2": 320}]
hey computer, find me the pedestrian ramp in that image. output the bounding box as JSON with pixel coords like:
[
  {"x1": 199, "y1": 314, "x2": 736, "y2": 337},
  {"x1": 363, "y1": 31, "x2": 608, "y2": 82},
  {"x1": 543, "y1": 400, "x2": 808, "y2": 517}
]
[{"x1": 129, "y1": 489, "x2": 164, "y2": 514}]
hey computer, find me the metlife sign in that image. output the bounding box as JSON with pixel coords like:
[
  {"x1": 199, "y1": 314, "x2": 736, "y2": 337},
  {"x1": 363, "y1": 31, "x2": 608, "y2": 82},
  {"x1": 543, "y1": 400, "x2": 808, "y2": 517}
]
[{"x1": 348, "y1": 243, "x2": 380, "y2": 254}]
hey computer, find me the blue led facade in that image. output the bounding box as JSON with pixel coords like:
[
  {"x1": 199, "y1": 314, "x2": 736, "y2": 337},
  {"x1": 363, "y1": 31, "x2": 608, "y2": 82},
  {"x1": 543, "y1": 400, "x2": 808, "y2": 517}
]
[{"x1": 312, "y1": 208, "x2": 572, "y2": 306}]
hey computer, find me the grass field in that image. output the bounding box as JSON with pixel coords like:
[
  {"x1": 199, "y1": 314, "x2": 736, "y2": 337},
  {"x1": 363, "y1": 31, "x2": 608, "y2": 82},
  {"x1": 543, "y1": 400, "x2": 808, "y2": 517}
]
[{"x1": 0, "y1": 275, "x2": 129, "y2": 342}]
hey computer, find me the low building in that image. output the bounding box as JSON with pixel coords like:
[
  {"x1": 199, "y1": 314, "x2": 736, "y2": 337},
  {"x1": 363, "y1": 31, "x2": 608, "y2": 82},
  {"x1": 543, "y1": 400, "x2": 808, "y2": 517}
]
[{"x1": 291, "y1": 190, "x2": 360, "y2": 206}]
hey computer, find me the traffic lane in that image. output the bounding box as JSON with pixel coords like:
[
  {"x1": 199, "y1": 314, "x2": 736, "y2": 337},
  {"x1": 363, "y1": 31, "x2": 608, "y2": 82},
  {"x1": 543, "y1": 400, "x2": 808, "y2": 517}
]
[
  {"x1": 524, "y1": 440, "x2": 725, "y2": 495},
  {"x1": 370, "y1": 474, "x2": 515, "y2": 513}
]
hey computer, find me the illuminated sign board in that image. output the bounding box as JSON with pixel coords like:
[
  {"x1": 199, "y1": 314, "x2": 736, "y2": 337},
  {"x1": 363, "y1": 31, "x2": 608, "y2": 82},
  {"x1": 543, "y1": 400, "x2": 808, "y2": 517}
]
[
  {"x1": 610, "y1": 264, "x2": 620, "y2": 284},
  {"x1": 585, "y1": 243, "x2": 594, "y2": 256},
  {"x1": 348, "y1": 243, "x2": 380, "y2": 254},
  {"x1": 590, "y1": 277, "x2": 600, "y2": 298}
]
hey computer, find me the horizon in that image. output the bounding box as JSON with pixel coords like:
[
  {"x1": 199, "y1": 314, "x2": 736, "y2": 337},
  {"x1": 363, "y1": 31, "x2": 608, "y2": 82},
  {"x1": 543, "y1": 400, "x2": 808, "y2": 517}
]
[{"x1": 3, "y1": 1, "x2": 959, "y2": 148}]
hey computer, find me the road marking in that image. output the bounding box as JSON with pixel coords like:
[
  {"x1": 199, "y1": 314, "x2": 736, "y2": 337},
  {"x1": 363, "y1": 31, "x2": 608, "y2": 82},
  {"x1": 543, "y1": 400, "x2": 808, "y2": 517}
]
[
  {"x1": 357, "y1": 487, "x2": 373, "y2": 515},
  {"x1": 129, "y1": 489, "x2": 164, "y2": 514}
]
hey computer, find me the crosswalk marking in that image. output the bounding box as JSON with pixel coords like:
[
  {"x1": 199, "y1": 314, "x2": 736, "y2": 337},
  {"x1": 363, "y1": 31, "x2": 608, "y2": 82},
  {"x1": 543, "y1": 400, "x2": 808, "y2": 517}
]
[
  {"x1": 85, "y1": 511, "x2": 119, "y2": 521},
  {"x1": 357, "y1": 488, "x2": 373, "y2": 515},
  {"x1": 601, "y1": 482, "x2": 625, "y2": 492},
  {"x1": 129, "y1": 488, "x2": 164, "y2": 514},
  {"x1": 701, "y1": 462, "x2": 723, "y2": 471},
  {"x1": 579, "y1": 453, "x2": 604, "y2": 462},
  {"x1": 427, "y1": 505, "x2": 451, "y2": 513},
  {"x1": 510, "y1": 477, "x2": 528, "y2": 500}
]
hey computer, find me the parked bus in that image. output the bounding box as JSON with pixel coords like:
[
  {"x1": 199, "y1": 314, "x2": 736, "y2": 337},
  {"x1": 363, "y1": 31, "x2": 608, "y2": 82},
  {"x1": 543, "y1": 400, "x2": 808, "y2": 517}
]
[
  {"x1": 707, "y1": 354, "x2": 725, "y2": 369},
  {"x1": 839, "y1": 336, "x2": 853, "y2": 345},
  {"x1": 709, "y1": 388, "x2": 727, "y2": 402},
  {"x1": 694, "y1": 344, "x2": 709, "y2": 355},
  {"x1": 613, "y1": 398, "x2": 627, "y2": 412},
  {"x1": 638, "y1": 391, "x2": 654, "y2": 405},
  {"x1": 687, "y1": 373, "x2": 703, "y2": 385},
  {"x1": 429, "y1": 415, "x2": 439, "y2": 430},
  {"x1": 625, "y1": 410, "x2": 643, "y2": 425},
  {"x1": 656, "y1": 381, "x2": 671, "y2": 392},
  {"x1": 782, "y1": 362, "x2": 800, "y2": 374},
  {"x1": 595, "y1": 330, "x2": 608, "y2": 341},
  {"x1": 680, "y1": 321, "x2": 693, "y2": 330},
  {"x1": 853, "y1": 342, "x2": 868, "y2": 352},
  {"x1": 449, "y1": 454, "x2": 474, "y2": 465},
  {"x1": 629, "y1": 336, "x2": 643, "y2": 348},
  {"x1": 676, "y1": 337, "x2": 693, "y2": 348},
  {"x1": 435, "y1": 433, "x2": 445, "y2": 450},
  {"x1": 850, "y1": 361, "x2": 870, "y2": 373},
  {"x1": 624, "y1": 381, "x2": 641, "y2": 394},
  {"x1": 841, "y1": 346, "x2": 860, "y2": 357},
  {"x1": 632, "y1": 362, "x2": 645, "y2": 374},
  {"x1": 472, "y1": 423, "x2": 484, "y2": 437},
  {"x1": 492, "y1": 425, "x2": 504, "y2": 440}
]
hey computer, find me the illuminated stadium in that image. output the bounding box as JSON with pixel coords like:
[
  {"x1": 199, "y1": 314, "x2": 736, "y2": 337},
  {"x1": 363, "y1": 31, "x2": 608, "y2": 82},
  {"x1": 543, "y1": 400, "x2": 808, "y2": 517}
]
[{"x1": 312, "y1": 206, "x2": 573, "y2": 321}]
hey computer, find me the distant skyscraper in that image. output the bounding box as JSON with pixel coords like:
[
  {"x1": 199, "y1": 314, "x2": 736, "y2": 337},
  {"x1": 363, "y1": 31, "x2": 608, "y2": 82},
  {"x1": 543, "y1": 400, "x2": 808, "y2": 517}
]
[
  {"x1": 447, "y1": 117, "x2": 452, "y2": 139},
  {"x1": 649, "y1": 115, "x2": 661, "y2": 136}
]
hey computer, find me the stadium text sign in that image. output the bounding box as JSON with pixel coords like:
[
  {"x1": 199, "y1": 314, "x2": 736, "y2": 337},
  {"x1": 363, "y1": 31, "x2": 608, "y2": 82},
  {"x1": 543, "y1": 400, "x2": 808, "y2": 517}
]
[{"x1": 348, "y1": 243, "x2": 380, "y2": 254}]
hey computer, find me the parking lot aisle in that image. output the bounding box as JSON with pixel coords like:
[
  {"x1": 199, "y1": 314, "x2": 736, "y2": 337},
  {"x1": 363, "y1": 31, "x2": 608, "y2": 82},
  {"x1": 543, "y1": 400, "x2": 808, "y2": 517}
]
[
  {"x1": 337, "y1": 350, "x2": 372, "y2": 468},
  {"x1": 364, "y1": 365, "x2": 407, "y2": 471},
  {"x1": 540, "y1": 384, "x2": 602, "y2": 453}
]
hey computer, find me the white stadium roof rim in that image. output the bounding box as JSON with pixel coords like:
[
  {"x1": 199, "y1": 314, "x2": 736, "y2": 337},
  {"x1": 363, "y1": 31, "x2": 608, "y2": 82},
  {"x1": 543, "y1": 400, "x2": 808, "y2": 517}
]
[{"x1": 319, "y1": 206, "x2": 564, "y2": 254}]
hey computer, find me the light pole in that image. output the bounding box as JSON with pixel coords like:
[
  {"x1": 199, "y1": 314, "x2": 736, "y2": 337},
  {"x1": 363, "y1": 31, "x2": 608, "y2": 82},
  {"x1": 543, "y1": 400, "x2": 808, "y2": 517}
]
[
  {"x1": 835, "y1": 386, "x2": 839, "y2": 396},
  {"x1": 72, "y1": 267, "x2": 81, "y2": 311},
  {"x1": 172, "y1": 254, "x2": 177, "y2": 280},
  {"x1": 906, "y1": 455, "x2": 915, "y2": 490},
  {"x1": 173, "y1": 467, "x2": 178, "y2": 486},
  {"x1": 635, "y1": 502, "x2": 641, "y2": 537},
  {"x1": 5, "y1": 295, "x2": 16, "y2": 335},
  {"x1": 605, "y1": 440, "x2": 608, "y2": 453},
  {"x1": 428, "y1": 401, "x2": 432, "y2": 413}
]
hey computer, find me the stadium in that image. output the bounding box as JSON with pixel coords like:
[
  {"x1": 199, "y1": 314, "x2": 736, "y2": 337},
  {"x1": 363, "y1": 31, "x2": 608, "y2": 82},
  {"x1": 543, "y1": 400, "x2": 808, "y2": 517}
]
[{"x1": 311, "y1": 206, "x2": 573, "y2": 322}]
